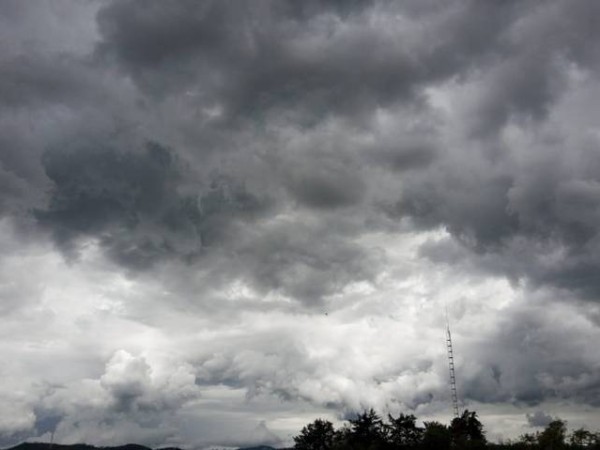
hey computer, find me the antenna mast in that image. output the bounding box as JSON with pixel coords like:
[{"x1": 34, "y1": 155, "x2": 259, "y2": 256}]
[{"x1": 446, "y1": 316, "x2": 460, "y2": 418}]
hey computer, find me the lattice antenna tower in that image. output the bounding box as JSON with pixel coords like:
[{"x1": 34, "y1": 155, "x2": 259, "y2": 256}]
[{"x1": 445, "y1": 309, "x2": 460, "y2": 418}]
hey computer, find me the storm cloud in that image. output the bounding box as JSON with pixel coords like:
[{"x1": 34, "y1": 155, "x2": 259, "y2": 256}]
[{"x1": 1, "y1": 0, "x2": 600, "y2": 447}]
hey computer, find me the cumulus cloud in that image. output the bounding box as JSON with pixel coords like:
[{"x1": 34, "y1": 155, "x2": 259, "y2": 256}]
[
  {"x1": 18, "y1": 349, "x2": 200, "y2": 447},
  {"x1": 527, "y1": 410, "x2": 555, "y2": 428}
]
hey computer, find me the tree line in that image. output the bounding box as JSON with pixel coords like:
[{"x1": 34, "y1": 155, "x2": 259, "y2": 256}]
[{"x1": 293, "y1": 409, "x2": 600, "y2": 450}]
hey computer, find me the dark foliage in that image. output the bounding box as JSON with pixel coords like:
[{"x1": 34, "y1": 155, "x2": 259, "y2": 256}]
[
  {"x1": 293, "y1": 411, "x2": 600, "y2": 450},
  {"x1": 421, "y1": 421, "x2": 451, "y2": 450},
  {"x1": 386, "y1": 414, "x2": 423, "y2": 449},
  {"x1": 294, "y1": 418, "x2": 337, "y2": 450},
  {"x1": 346, "y1": 409, "x2": 387, "y2": 450},
  {"x1": 450, "y1": 410, "x2": 486, "y2": 449}
]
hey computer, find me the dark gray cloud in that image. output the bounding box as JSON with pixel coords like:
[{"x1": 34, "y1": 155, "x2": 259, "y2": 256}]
[
  {"x1": 35, "y1": 141, "x2": 268, "y2": 269},
  {"x1": 526, "y1": 410, "x2": 554, "y2": 428},
  {"x1": 367, "y1": 144, "x2": 438, "y2": 173},
  {"x1": 33, "y1": 410, "x2": 63, "y2": 436},
  {"x1": 412, "y1": 144, "x2": 600, "y2": 299},
  {"x1": 282, "y1": 146, "x2": 366, "y2": 210},
  {"x1": 95, "y1": 0, "x2": 401, "y2": 118},
  {"x1": 94, "y1": 0, "x2": 534, "y2": 124},
  {"x1": 461, "y1": 296, "x2": 600, "y2": 407},
  {"x1": 236, "y1": 222, "x2": 383, "y2": 304},
  {"x1": 9, "y1": 0, "x2": 598, "y2": 301},
  {"x1": 284, "y1": 167, "x2": 365, "y2": 210},
  {"x1": 0, "y1": 55, "x2": 96, "y2": 109}
]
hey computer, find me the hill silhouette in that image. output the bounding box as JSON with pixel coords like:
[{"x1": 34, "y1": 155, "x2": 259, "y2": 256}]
[
  {"x1": 5, "y1": 444, "x2": 156, "y2": 450},
  {"x1": 4, "y1": 443, "x2": 285, "y2": 450}
]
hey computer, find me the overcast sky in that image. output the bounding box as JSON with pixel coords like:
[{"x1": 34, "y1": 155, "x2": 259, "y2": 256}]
[{"x1": 1, "y1": 0, "x2": 600, "y2": 448}]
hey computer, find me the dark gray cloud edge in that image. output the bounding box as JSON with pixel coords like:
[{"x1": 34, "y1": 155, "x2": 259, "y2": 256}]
[
  {"x1": 1, "y1": 0, "x2": 597, "y2": 302},
  {"x1": 34, "y1": 0, "x2": 595, "y2": 304},
  {"x1": 35, "y1": 140, "x2": 269, "y2": 270}
]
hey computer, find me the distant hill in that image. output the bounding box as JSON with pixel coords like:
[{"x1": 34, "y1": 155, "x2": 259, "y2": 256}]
[
  {"x1": 7, "y1": 444, "x2": 98, "y2": 450},
  {"x1": 237, "y1": 446, "x2": 279, "y2": 450},
  {"x1": 5, "y1": 444, "x2": 162, "y2": 450},
  {"x1": 5, "y1": 443, "x2": 291, "y2": 450}
]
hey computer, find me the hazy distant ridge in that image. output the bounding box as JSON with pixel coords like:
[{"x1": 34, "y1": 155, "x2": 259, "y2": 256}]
[{"x1": 4, "y1": 443, "x2": 284, "y2": 450}]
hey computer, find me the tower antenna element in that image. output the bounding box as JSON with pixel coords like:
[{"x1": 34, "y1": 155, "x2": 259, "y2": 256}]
[{"x1": 445, "y1": 308, "x2": 460, "y2": 418}]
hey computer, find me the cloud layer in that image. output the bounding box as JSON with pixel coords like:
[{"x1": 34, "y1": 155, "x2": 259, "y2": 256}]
[{"x1": 1, "y1": 0, "x2": 600, "y2": 447}]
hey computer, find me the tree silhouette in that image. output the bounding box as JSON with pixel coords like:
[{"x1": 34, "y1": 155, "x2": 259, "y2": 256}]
[
  {"x1": 422, "y1": 421, "x2": 451, "y2": 450},
  {"x1": 294, "y1": 418, "x2": 337, "y2": 450},
  {"x1": 292, "y1": 409, "x2": 600, "y2": 450},
  {"x1": 347, "y1": 409, "x2": 386, "y2": 450},
  {"x1": 386, "y1": 413, "x2": 423, "y2": 449},
  {"x1": 517, "y1": 432, "x2": 538, "y2": 448},
  {"x1": 569, "y1": 427, "x2": 598, "y2": 449},
  {"x1": 538, "y1": 420, "x2": 567, "y2": 450},
  {"x1": 450, "y1": 410, "x2": 486, "y2": 449}
]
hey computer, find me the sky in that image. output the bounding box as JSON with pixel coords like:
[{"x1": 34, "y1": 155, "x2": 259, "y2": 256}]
[{"x1": 1, "y1": 0, "x2": 600, "y2": 448}]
